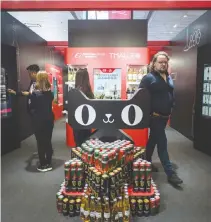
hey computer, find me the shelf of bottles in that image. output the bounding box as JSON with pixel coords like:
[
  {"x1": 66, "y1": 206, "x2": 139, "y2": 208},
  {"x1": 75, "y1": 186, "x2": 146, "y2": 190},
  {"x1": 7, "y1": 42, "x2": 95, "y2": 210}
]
[
  {"x1": 126, "y1": 65, "x2": 148, "y2": 99},
  {"x1": 66, "y1": 65, "x2": 88, "y2": 88},
  {"x1": 56, "y1": 139, "x2": 161, "y2": 220}
]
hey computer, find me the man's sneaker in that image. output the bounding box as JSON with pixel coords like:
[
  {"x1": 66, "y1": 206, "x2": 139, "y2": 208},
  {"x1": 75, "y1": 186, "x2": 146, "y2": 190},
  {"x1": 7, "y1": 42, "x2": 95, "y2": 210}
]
[
  {"x1": 37, "y1": 165, "x2": 48, "y2": 172},
  {"x1": 46, "y1": 164, "x2": 53, "y2": 171},
  {"x1": 168, "y1": 173, "x2": 183, "y2": 185},
  {"x1": 152, "y1": 164, "x2": 159, "y2": 172}
]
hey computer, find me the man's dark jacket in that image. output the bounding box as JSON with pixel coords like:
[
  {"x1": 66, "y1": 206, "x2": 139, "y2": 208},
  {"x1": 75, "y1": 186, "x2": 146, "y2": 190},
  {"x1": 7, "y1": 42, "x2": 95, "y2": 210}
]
[{"x1": 139, "y1": 71, "x2": 175, "y2": 116}]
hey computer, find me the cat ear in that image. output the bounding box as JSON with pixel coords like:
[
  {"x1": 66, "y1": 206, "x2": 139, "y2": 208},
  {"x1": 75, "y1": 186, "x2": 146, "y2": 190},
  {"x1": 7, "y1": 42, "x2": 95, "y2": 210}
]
[
  {"x1": 68, "y1": 88, "x2": 88, "y2": 103},
  {"x1": 129, "y1": 88, "x2": 150, "y2": 102}
]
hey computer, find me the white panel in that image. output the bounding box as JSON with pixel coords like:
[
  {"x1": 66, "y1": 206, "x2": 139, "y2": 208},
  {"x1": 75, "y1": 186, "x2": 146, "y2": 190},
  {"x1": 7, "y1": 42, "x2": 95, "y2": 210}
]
[{"x1": 133, "y1": 11, "x2": 149, "y2": 19}]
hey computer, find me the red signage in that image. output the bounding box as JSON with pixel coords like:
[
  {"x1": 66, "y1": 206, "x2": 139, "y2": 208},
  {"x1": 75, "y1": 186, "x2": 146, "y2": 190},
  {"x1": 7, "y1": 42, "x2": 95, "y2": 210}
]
[
  {"x1": 108, "y1": 11, "x2": 131, "y2": 19},
  {"x1": 66, "y1": 48, "x2": 149, "y2": 65},
  {"x1": 99, "y1": 68, "x2": 115, "y2": 73}
]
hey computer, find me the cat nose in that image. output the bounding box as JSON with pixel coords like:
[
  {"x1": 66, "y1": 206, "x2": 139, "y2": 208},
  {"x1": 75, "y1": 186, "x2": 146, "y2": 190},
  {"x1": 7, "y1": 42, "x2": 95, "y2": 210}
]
[{"x1": 105, "y1": 114, "x2": 112, "y2": 119}]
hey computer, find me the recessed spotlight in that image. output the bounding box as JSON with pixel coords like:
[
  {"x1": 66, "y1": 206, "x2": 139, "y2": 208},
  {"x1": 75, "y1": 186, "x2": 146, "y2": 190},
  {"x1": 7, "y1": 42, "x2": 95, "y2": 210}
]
[
  {"x1": 64, "y1": 30, "x2": 66, "y2": 32},
  {"x1": 183, "y1": 15, "x2": 188, "y2": 18},
  {"x1": 170, "y1": 32, "x2": 173, "y2": 34},
  {"x1": 173, "y1": 24, "x2": 177, "y2": 28}
]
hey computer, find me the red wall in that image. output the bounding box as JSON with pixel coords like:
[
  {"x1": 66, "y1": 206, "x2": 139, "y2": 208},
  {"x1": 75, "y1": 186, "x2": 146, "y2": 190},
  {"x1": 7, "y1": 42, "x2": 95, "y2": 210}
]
[{"x1": 48, "y1": 41, "x2": 172, "y2": 59}]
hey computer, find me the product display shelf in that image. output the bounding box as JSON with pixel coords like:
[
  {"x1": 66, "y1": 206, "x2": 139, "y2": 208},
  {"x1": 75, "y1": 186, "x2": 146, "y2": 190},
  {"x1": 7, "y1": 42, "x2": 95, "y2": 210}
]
[
  {"x1": 128, "y1": 185, "x2": 154, "y2": 197},
  {"x1": 62, "y1": 187, "x2": 84, "y2": 198},
  {"x1": 56, "y1": 139, "x2": 162, "y2": 220}
]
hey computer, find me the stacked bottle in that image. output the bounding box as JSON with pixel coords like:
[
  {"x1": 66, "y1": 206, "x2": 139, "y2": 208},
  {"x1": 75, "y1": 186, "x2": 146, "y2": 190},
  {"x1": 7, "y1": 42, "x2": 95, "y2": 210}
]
[
  {"x1": 80, "y1": 183, "x2": 130, "y2": 222},
  {"x1": 132, "y1": 158, "x2": 152, "y2": 192},
  {"x1": 130, "y1": 180, "x2": 161, "y2": 217},
  {"x1": 56, "y1": 181, "x2": 82, "y2": 217},
  {"x1": 64, "y1": 158, "x2": 85, "y2": 192},
  {"x1": 78, "y1": 139, "x2": 134, "y2": 170}
]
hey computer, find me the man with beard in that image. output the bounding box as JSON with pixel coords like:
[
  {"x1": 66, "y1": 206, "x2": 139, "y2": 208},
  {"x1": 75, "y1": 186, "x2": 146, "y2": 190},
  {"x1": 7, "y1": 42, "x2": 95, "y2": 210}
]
[{"x1": 139, "y1": 52, "x2": 183, "y2": 186}]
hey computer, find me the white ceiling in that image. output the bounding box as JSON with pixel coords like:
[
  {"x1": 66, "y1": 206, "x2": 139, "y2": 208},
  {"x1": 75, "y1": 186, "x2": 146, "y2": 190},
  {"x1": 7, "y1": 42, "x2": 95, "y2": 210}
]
[{"x1": 8, "y1": 10, "x2": 207, "y2": 41}]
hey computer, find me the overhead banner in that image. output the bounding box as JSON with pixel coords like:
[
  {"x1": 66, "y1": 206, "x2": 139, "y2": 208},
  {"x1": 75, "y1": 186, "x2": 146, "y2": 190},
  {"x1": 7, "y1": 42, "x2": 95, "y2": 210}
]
[{"x1": 65, "y1": 48, "x2": 149, "y2": 65}]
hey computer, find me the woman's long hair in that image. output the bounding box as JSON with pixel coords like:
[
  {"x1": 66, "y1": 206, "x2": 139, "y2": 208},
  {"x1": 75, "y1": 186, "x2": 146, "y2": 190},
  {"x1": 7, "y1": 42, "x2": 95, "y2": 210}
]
[
  {"x1": 75, "y1": 69, "x2": 94, "y2": 99},
  {"x1": 35, "y1": 72, "x2": 51, "y2": 91},
  {"x1": 149, "y1": 51, "x2": 170, "y2": 73}
]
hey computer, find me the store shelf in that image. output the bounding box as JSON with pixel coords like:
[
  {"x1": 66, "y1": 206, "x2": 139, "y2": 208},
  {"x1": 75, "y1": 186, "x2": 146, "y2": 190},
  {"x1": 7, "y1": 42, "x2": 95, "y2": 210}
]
[
  {"x1": 127, "y1": 81, "x2": 140, "y2": 85},
  {"x1": 65, "y1": 81, "x2": 75, "y2": 85}
]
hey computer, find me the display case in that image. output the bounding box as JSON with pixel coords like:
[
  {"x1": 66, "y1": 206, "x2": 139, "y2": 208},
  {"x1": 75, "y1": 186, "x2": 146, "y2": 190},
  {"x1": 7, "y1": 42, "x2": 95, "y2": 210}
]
[
  {"x1": 66, "y1": 65, "x2": 88, "y2": 89},
  {"x1": 126, "y1": 64, "x2": 148, "y2": 99}
]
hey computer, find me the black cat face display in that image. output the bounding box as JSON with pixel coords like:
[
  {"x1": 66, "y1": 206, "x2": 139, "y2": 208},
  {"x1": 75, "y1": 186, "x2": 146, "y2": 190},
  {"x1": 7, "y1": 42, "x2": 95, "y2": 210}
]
[{"x1": 68, "y1": 88, "x2": 150, "y2": 129}]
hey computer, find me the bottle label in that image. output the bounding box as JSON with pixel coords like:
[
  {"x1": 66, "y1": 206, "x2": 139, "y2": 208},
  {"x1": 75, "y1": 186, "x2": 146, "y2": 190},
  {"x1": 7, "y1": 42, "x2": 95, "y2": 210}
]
[
  {"x1": 84, "y1": 210, "x2": 89, "y2": 216},
  {"x1": 104, "y1": 213, "x2": 110, "y2": 219},
  {"x1": 80, "y1": 207, "x2": 84, "y2": 215},
  {"x1": 124, "y1": 210, "x2": 130, "y2": 216},
  {"x1": 115, "y1": 214, "x2": 119, "y2": 220},
  {"x1": 90, "y1": 212, "x2": 95, "y2": 218},
  {"x1": 96, "y1": 212, "x2": 102, "y2": 218},
  {"x1": 118, "y1": 212, "x2": 123, "y2": 217}
]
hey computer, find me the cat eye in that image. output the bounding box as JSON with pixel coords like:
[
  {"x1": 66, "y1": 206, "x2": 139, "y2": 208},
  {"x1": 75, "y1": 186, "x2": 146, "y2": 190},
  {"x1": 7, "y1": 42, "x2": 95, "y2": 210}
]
[
  {"x1": 75, "y1": 104, "x2": 96, "y2": 126},
  {"x1": 74, "y1": 103, "x2": 143, "y2": 127},
  {"x1": 121, "y1": 104, "x2": 143, "y2": 126}
]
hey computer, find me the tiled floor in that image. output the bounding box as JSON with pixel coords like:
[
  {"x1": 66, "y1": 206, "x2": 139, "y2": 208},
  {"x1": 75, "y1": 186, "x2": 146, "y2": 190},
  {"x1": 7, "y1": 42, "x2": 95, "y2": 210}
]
[{"x1": 1, "y1": 119, "x2": 211, "y2": 222}]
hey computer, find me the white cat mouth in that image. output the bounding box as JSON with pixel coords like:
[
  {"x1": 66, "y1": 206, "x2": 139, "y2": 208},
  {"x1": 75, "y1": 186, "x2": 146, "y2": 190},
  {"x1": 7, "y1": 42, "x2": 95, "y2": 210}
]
[{"x1": 103, "y1": 113, "x2": 114, "y2": 124}]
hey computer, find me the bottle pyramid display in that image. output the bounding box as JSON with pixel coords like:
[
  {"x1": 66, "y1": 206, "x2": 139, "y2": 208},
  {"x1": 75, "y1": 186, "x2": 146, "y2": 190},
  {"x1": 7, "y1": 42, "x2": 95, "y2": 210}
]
[{"x1": 56, "y1": 139, "x2": 161, "y2": 220}]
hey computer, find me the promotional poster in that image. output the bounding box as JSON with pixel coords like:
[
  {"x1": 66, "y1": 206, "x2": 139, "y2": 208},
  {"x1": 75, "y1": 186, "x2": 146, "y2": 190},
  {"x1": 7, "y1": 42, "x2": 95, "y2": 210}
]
[
  {"x1": 202, "y1": 64, "x2": 211, "y2": 117},
  {"x1": 93, "y1": 68, "x2": 121, "y2": 99}
]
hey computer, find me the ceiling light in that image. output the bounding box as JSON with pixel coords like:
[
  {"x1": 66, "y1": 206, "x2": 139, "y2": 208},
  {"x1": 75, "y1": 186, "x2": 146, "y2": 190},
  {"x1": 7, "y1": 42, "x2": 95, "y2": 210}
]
[
  {"x1": 173, "y1": 24, "x2": 177, "y2": 28},
  {"x1": 64, "y1": 30, "x2": 66, "y2": 32},
  {"x1": 170, "y1": 32, "x2": 173, "y2": 34},
  {"x1": 183, "y1": 15, "x2": 188, "y2": 18}
]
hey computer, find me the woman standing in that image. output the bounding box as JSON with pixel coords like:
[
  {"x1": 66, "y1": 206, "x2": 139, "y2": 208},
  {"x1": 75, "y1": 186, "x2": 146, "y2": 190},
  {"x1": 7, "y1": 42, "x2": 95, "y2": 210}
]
[
  {"x1": 29, "y1": 72, "x2": 54, "y2": 172},
  {"x1": 73, "y1": 69, "x2": 94, "y2": 146}
]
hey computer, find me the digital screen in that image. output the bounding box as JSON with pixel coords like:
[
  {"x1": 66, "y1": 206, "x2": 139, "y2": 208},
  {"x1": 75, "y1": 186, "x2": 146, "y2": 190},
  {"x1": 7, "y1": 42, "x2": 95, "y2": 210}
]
[
  {"x1": 1, "y1": 67, "x2": 12, "y2": 118},
  {"x1": 202, "y1": 64, "x2": 211, "y2": 117},
  {"x1": 53, "y1": 77, "x2": 58, "y2": 104}
]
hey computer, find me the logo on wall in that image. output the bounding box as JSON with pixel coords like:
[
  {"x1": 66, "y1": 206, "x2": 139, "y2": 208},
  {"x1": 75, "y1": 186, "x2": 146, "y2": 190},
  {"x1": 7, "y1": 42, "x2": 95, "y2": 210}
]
[
  {"x1": 109, "y1": 53, "x2": 141, "y2": 60},
  {"x1": 184, "y1": 28, "x2": 201, "y2": 52},
  {"x1": 68, "y1": 88, "x2": 150, "y2": 129},
  {"x1": 74, "y1": 53, "x2": 106, "y2": 59},
  {"x1": 73, "y1": 52, "x2": 141, "y2": 60}
]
